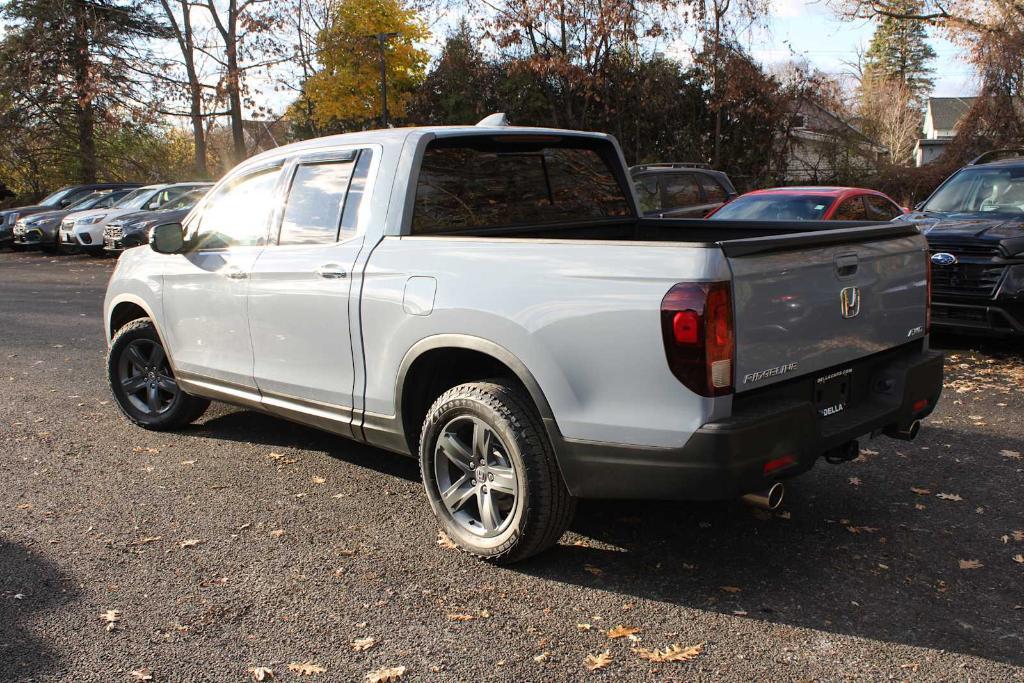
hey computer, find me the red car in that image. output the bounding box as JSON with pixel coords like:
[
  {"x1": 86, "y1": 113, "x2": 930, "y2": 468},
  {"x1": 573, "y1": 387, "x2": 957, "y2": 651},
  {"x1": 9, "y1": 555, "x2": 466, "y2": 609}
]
[{"x1": 707, "y1": 186, "x2": 907, "y2": 221}]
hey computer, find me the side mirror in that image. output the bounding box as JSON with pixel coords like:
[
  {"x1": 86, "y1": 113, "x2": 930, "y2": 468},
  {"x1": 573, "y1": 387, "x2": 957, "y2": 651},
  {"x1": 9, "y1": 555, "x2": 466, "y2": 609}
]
[{"x1": 150, "y1": 222, "x2": 184, "y2": 254}]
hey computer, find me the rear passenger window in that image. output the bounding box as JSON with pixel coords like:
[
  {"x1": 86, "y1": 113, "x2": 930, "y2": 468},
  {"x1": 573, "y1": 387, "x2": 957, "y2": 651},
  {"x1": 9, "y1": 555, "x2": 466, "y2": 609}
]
[
  {"x1": 697, "y1": 175, "x2": 727, "y2": 203},
  {"x1": 831, "y1": 197, "x2": 868, "y2": 220},
  {"x1": 279, "y1": 160, "x2": 355, "y2": 245},
  {"x1": 662, "y1": 174, "x2": 701, "y2": 208},
  {"x1": 635, "y1": 175, "x2": 661, "y2": 213},
  {"x1": 864, "y1": 195, "x2": 902, "y2": 220}
]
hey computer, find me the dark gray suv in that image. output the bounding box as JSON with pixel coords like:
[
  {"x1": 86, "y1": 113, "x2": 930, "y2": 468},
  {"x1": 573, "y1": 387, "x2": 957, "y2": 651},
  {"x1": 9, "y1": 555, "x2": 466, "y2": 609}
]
[{"x1": 630, "y1": 163, "x2": 738, "y2": 218}]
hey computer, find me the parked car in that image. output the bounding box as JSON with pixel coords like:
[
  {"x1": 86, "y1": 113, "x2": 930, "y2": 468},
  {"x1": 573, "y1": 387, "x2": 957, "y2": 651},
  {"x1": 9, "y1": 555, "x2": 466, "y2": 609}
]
[
  {"x1": 13, "y1": 188, "x2": 136, "y2": 253},
  {"x1": 103, "y1": 119, "x2": 942, "y2": 563},
  {"x1": 904, "y1": 149, "x2": 1024, "y2": 335},
  {"x1": 630, "y1": 163, "x2": 738, "y2": 218},
  {"x1": 104, "y1": 185, "x2": 212, "y2": 253},
  {"x1": 60, "y1": 183, "x2": 209, "y2": 256},
  {"x1": 1, "y1": 183, "x2": 140, "y2": 250},
  {"x1": 708, "y1": 186, "x2": 906, "y2": 222}
]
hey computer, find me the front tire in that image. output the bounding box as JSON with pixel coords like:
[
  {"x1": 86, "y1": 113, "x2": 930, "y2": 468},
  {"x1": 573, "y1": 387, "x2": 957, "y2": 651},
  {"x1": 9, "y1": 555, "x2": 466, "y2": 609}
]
[
  {"x1": 107, "y1": 319, "x2": 209, "y2": 430},
  {"x1": 419, "y1": 381, "x2": 575, "y2": 563}
]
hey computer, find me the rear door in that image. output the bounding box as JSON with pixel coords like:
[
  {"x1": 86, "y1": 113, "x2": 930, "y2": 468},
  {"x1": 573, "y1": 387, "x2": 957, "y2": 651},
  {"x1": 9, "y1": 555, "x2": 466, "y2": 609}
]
[
  {"x1": 721, "y1": 225, "x2": 929, "y2": 393},
  {"x1": 246, "y1": 147, "x2": 376, "y2": 432}
]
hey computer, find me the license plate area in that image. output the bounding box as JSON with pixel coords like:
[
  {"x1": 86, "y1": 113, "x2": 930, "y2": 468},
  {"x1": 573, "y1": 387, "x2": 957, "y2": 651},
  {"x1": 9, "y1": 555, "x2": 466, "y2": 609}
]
[{"x1": 815, "y1": 367, "x2": 852, "y2": 418}]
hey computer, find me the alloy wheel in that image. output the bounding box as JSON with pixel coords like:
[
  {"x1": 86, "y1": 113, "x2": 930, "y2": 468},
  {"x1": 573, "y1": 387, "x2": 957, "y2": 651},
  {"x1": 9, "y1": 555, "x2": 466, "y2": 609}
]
[
  {"x1": 434, "y1": 415, "x2": 519, "y2": 537},
  {"x1": 117, "y1": 338, "x2": 178, "y2": 415}
]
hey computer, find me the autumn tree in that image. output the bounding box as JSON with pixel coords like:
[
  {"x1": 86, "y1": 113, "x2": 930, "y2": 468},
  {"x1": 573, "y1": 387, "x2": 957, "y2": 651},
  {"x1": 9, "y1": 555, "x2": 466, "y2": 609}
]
[
  {"x1": 300, "y1": 0, "x2": 428, "y2": 131},
  {"x1": 842, "y1": 0, "x2": 1024, "y2": 158},
  {"x1": 408, "y1": 20, "x2": 500, "y2": 125}
]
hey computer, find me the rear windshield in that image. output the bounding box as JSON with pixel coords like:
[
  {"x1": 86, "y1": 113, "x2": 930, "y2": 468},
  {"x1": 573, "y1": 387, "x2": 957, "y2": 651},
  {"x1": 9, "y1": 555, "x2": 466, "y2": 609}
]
[
  {"x1": 710, "y1": 194, "x2": 834, "y2": 221},
  {"x1": 411, "y1": 136, "x2": 632, "y2": 235}
]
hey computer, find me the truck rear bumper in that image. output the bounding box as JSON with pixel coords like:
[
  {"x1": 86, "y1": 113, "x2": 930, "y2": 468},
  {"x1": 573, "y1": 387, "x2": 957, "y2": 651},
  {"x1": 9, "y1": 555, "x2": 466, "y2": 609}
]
[{"x1": 551, "y1": 342, "x2": 944, "y2": 500}]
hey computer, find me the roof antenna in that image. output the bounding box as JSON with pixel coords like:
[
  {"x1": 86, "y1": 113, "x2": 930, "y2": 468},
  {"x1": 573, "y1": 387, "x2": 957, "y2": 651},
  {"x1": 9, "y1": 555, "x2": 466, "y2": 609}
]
[{"x1": 476, "y1": 112, "x2": 509, "y2": 127}]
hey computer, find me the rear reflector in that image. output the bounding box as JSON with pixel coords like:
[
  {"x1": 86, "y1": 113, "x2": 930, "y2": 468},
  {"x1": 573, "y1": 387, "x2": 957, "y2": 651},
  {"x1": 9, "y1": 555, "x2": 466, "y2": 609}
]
[
  {"x1": 763, "y1": 454, "x2": 796, "y2": 475},
  {"x1": 912, "y1": 398, "x2": 929, "y2": 413},
  {"x1": 660, "y1": 282, "x2": 734, "y2": 397}
]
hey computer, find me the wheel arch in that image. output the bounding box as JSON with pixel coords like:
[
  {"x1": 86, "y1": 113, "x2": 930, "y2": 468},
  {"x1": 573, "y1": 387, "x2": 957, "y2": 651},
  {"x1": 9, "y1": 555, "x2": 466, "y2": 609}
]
[
  {"x1": 394, "y1": 335, "x2": 558, "y2": 457},
  {"x1": 106, "y1": 295, "x2": 158, "y2": 344}
]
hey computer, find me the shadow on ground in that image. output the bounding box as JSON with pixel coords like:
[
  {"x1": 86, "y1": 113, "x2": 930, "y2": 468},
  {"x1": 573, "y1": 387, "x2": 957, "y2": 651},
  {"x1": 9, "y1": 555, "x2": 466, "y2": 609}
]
[{"x1": 0, "y1": 539, "x2": 79, "y2": 681}]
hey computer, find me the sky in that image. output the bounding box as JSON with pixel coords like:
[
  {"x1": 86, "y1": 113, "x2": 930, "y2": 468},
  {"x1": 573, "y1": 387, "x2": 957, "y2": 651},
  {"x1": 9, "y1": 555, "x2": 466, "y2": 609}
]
[{"x1": 743, "y1": 0, "x2": 977, "y2": 97}]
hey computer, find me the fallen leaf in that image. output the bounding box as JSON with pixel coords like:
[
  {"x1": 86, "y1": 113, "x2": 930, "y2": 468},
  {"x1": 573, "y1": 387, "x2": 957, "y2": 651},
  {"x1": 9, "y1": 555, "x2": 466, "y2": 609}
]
[
  {"x1": 533, "y1": 652, "x2": 551, "y2": 663},
  {"x1": 436, "y1": 531, "x2": 457, "y2": 550},
  {"x1": 634, "y1": 643, "x2": 704, "y2": 663},
  {"x1": 1013, "y1": 530, "x2": 1024, "y2": 542},
  {"x1": 900, "y1": 662, "x2": 920, "y2": 672},
  {"x1": 287, "y1": 662, "x2": 325, "y2": 676},
  {"x1": 365, "y1": 665, "x2": 406, "y2": 683},
  {"x1": 936, "y1": 493, "x2": 963, "y2": 501},
  {"x1": 577, "y1": 623, "x2": 592, "y2": 631},
  {"x1": 129, "y1": 669, "x2": 153, "y2": 681},
  {"x1": 249, "y1": 666, "x2": 274, "y2": 681},
  {"x1": 719, "y1": 586, "x2": 742, "y2": 593},
  {"x1": 352, "y1": 636, "x2": 376, "y2": 651},
  {"x1": 959, "y1": 559, "x2": 983, "y2": 570},
  {"x1": 270, "y1": 529, "x2": 285, "y2": 538},
  {"x1": 607, "y1": 625, "x2": 640, "y2": 639},
  {"x1": 312, "y1": 476, "x2": 326, "y2": 485},
  {"x1": 1000, "y1": 450, "x2": 1022, "y2": 460},
  {"x1": 583, "y1": 564, "x2": 603, "y2": 576},
  {"x1": 447, "y1": 613, "x2": 476, "y2": 622},
  {"x1": 848, "y1": 477, "x2": 862, "y2": 486},
  {"x1": 1013, "y1": 554, "x2": 1024, "y2": 565},
  {"x1": 584, "y1": 651, "x2": 613, "y2": 672},
  {"x1": 910, "y1": 487, "x2": 931, "y2": 495},
  {"x1": 15, "y1": 503, "x2": 32, "y2": 511},
  {"x1": 268, "y1": 452, "x2": 285, "y2": 460},
  {"x1": 132, "y1": 447, "x2": 159, "y2": 454},
  {"x1": 100, "y1": 609, "x2": 121, "y2": 631},
  {"x1": 179, "y1": 539, "x2": 202, "y2": 549},
  {"x1": 914, "y1": 503, "x2": 927, "y2": 510}
]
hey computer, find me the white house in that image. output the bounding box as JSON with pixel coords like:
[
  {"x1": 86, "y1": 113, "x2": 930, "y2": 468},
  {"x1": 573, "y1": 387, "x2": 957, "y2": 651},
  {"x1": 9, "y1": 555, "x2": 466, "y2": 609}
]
[{"x1": 913, "y1": 97, "x2": 974, "y2": 166}]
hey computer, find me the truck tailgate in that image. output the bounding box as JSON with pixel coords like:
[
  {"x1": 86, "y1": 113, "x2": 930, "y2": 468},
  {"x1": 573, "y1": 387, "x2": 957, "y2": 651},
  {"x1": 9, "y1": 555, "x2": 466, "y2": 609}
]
[{"x1": 720, "y1": 223, "x2": 928, "y2": 393}]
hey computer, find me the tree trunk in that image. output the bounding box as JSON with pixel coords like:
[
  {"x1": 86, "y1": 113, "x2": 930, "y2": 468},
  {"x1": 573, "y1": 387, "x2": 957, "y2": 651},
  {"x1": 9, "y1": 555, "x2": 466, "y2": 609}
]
[
  {"x1": 71, "y1": 0, "x2": 97, "y2": 183},
  {"x1": 226, "y1": 0, "x2": 246, "y2": 164},
  {"x1": 181, "y1": 0, "x2": 207, "y2": 177}
]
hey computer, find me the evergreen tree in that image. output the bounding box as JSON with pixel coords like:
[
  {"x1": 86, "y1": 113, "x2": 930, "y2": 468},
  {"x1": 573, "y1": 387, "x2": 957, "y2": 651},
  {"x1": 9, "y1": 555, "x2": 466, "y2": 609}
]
[
  {"x1": 0, "y1": 0, "x2": 166, "y2": 183},
  {"x1": 862, "y1": 0, "x2": 936, "y2": 103}
]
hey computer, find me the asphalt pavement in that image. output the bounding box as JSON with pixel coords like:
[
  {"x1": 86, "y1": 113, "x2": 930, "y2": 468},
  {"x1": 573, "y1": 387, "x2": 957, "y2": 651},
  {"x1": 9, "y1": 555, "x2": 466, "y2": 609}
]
[{"x1": 1, "y1": 250, "x2": 1022, "y2": 682}]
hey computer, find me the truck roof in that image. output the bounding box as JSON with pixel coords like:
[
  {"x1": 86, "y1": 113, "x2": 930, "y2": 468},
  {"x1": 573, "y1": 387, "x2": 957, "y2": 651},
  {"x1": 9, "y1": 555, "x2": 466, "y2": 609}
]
[{"x1": 240, "y1": 124, "x2": 615, "y2": 171}]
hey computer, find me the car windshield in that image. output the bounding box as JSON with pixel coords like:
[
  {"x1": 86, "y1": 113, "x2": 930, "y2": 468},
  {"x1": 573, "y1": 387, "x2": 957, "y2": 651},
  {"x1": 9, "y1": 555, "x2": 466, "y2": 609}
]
[
  {"x1": 160, "y1": 187, "x2": 209, "y2": 211},
  {"x1": 922, "y1": 167, "x2": 1024, "y2": 214},
  {"x1": 115, "y1": 188, "x2": 159, "y2": 210},
  {"x1": 38, "y1": 187, "x2": 77, "y2": 207},
  {"x1": 709, "y1": 194, "x2": 833, "y2": 221},
  {"x1": 66, "y1": 192, "x2": 109, "y2": 211}
]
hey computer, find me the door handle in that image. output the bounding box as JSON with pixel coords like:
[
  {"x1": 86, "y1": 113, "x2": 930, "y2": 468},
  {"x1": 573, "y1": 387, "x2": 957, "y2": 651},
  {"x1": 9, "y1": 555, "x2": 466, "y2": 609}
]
[
  {"x1": 225, "y1": 267, "x2": 248, "y2": 280},
  {"x1": 315, "y1": 264, "x2": 347, "y2": 279}
]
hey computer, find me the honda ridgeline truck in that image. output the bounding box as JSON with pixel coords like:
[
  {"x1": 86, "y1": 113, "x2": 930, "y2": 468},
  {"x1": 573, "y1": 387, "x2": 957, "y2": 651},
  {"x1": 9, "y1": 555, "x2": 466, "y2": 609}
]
[{"x1": 103, "y1": 118, "x2": 944, "y2": 563}]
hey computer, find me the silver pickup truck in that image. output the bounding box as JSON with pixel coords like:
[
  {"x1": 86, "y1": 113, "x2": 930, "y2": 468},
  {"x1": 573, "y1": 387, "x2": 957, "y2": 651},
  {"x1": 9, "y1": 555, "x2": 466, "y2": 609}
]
[{"x1": 103, "y1": 118, "x2": 944, "y2": 562}]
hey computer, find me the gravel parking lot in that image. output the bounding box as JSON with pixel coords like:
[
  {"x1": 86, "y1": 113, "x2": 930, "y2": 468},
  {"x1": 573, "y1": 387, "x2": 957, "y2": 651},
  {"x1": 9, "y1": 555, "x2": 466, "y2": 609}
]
[{"x1": 2, "y1": 251, "x2": 1023, "y2": 682}]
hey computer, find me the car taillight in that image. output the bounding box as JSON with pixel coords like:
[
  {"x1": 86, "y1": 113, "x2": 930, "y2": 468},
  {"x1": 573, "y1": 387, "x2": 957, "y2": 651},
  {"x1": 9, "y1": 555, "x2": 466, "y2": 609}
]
[
  {"x1": 660, "y1": 281, "x2": 734, "y2": 397},
  {"x1": 925, "y1": 251, "x2": 932, "y2": 333}
]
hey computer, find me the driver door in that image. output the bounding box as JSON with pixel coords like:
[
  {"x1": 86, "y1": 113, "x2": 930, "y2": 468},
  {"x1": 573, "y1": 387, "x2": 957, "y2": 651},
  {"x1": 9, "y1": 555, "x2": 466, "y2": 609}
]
[{"x1": 160, "y1": 164, "x2": 284, "y2": 390}]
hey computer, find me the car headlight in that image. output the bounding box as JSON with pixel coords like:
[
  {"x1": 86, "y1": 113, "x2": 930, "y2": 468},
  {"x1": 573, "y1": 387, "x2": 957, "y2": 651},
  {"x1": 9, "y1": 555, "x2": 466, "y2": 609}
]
[{"x1": 76, "y1": 215, "x2": 105, "y2": 225}]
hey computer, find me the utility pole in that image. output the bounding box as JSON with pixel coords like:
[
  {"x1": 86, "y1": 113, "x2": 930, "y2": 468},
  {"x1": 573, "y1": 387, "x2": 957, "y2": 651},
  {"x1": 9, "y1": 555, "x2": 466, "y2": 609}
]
[{"x1": 371, "y1": 32, "x2": 399, "y2": 128}]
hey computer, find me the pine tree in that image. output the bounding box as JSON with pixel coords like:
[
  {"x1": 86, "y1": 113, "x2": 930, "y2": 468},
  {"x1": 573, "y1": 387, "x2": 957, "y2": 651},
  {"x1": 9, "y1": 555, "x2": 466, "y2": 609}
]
[{"x1": 862, "y1": 0, "x2": 936, "y2": 103}]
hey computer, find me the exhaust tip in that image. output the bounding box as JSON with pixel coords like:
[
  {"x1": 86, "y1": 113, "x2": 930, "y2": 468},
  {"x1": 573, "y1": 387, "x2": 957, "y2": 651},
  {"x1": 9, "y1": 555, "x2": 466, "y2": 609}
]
[
  {"x1": 884, "y1": 420, "x2": 921, "y2": 441},
  {"x1": 741, "y1": 482, "x2": 785, "y2": 511}
]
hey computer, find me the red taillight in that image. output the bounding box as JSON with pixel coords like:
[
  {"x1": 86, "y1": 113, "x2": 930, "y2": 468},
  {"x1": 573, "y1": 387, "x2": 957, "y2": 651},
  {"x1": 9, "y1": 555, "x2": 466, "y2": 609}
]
[
  {"x1": 660, "y1": 281, "x2": 734, "y2": 397},
  {"x1": 925, "y1": 252, "x2": 932, "y2": 333},
  {"x1": 912, "y1": 398, "x2": 929, "y2": 414}
]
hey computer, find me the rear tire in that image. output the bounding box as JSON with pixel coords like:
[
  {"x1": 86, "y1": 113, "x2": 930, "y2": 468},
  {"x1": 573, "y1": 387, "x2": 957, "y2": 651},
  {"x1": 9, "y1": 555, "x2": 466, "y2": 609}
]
[
  {"x1": 419, "y1": 381, "x2": 575, "y2": 563},
  {"x1": 107, "y1": 319, "x2": 209, "y2": 430}
]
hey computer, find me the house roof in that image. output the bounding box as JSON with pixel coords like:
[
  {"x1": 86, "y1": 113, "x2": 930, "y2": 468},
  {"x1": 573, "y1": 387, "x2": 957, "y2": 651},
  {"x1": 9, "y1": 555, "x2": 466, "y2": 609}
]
[{"x1": 928, "y1": 97, "x2": 975, "y2": 131}]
